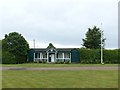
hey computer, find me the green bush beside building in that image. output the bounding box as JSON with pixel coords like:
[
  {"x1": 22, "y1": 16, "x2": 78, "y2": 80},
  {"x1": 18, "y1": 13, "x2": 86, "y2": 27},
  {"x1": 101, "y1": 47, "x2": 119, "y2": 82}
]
[{"x1": 79, "y1": 48, "x2": 119, "y2": 64}]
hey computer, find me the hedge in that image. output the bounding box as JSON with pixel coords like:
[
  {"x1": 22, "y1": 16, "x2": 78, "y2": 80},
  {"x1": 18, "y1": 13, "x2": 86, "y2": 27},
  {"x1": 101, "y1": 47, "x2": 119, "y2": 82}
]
[
  {"x1": 103, "y1": 49, "x2": 118, "y2": 64},
  {"x1": 79, "y1": 48, "x2": 118, "y2": 64}
]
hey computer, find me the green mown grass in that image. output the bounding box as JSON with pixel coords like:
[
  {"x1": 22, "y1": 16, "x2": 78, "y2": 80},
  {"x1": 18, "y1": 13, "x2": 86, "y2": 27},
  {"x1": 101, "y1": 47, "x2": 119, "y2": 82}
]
[
  {"x1": 2, "y1": 63, "x2": 118, "y2": 67},
  {"x1": 2, "y1": 70, "x2": 118, "y2": 88},
  {"x1": 0, "y1": 71, "x2": 2, "y2": 89}
]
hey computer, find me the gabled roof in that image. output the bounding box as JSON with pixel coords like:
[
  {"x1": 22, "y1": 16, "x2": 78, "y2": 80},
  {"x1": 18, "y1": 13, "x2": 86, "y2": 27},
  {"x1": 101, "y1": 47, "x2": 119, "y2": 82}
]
[{"x1": 30, "y1": 48, "x2": 78, "y2": 52}]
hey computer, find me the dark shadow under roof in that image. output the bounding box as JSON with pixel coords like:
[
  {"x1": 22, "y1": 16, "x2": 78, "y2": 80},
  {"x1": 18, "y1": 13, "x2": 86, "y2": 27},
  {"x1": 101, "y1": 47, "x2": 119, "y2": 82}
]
[{"x1": 30, "y1": 48, "x2": 78, "y2": 52}]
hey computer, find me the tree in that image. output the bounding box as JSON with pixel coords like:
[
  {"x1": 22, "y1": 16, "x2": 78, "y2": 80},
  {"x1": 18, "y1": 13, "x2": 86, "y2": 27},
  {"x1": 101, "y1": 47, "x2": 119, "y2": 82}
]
[
  {"x1": 2, "y1": 32, "x2": 29, "y2": 64},
  {"x1": 0, "y1": 40, "x2": 1, "y2": 64},
  {"x1": 82, "y1": 26, "x2": 105, "y2": 49},
  {"x1": 0, "y1": 40, "x2": 1, "y2": 50},
  {"x1": 47, "y1": 43, "x2": 56, "y2": 49}
]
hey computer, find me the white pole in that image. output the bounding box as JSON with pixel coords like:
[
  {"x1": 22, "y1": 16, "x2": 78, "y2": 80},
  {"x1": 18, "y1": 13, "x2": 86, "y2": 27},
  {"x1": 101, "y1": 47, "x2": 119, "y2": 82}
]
[
  {"x1": 33, "y1": 39, "x2": 35, "y2": 62},
  {"x1": 101, "y1": 23, "x2": 104, "y2": 64},
  {"x1": 33, "y1": 39, "x2": 35, "y2": 49}
]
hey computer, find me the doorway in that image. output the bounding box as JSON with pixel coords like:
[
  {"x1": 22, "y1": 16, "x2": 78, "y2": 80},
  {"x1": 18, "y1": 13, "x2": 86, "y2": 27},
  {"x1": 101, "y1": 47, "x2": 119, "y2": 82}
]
[{"x1": 49, "y1": 53, "x2": 55, "y2": 62}]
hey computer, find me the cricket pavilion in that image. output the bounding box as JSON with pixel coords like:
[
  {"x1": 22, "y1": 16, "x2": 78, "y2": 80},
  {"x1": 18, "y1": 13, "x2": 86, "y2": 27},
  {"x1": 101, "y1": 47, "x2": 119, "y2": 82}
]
[{"x1": 28, "y1": 43, "x2": 80, "y2": 63}]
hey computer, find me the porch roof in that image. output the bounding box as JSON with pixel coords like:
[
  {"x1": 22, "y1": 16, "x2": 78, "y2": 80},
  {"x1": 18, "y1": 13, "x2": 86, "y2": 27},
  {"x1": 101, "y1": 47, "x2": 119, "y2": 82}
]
[{"x1": 30, "y1": 48, "x2": 78, "y2": 52}]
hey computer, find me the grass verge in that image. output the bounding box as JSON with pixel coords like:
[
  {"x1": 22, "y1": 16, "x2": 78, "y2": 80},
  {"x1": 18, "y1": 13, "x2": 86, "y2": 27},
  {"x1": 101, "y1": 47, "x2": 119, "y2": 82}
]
[
  {"x1": 2, "y1": 63, "x2": 118, "y2": 67},
  {"x1": 2, "y1": 70, "x2": 118, "y2": 88}
]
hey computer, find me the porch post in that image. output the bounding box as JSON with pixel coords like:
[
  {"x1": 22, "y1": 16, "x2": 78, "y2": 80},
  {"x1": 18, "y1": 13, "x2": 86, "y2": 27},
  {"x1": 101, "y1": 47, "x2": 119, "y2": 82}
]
[
  {"x1": 62, "y1": 53, "x2": 64, "y2": 62},
  {"x1": 70, "y1": 53, "x2": 71, "y2": 63},
  {"x1": 34, "y1": 53, "x2": 35, "y2": 62},
  {"x1": 47, "y1": 53, "x2": 48, "y2": 63},
  {"x1": 36, "y1": 53, "x2": 38, "y2": 62},
  {"x1": 41, "y1": 53, "x2": 43, "y2": 59},
  {"x1": 40, "y1": 53, "x2": 41, "y2": 60},
  {"x1": 55, "y1": 53, "x2": 57, "y2": 62}
]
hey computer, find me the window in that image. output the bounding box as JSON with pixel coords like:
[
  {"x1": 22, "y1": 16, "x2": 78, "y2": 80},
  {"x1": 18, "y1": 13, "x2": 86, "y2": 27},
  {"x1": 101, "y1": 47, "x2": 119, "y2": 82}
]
[
  {"x1": 35, "y1": 53, "x2": 37, "y2": 58},
  {"x1": 58, "y1": 53, "x2": 63, "y2": 58},
  {"x1": 64, "y1": 53, "x2": 70, "y2": 58},
  {"x1": 38, "y1": 53, "x2": 40, "y2": 58},
  {"x1": 35, "y1": 53, "x2": 40, "y2": 58},
  {"x1": 43, "y1": 53, "x2": 47, "y2": 58}
]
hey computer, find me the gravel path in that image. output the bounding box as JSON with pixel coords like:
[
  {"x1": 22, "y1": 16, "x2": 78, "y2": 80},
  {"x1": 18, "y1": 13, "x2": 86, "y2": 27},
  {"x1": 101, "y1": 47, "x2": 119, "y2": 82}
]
[{"x1": 1, "y1": 66, "x2": 119, "y2": 70}]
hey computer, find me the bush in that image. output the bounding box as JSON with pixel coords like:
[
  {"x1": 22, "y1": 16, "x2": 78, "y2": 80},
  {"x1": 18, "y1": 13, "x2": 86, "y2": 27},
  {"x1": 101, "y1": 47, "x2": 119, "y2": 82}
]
[
  {"x1": 65, "y1": 60, "x2": 70, "y2": 64},
  {"x1": 42, "y1": 60, "x2": 47, "y2": 64},
  {"x1": 33, "y1": 59, "x2": 47, "y2": 63},
  {"x1": 79, "y1": 48, "x2": 100, "y2": 64},
  {"x1": 55, "y1": 59, "x2": 64, "y2": 64},
  {"x1": 103, "y1": 49, "x2": 118, "y2": 64},
  {"x1": 79, "y1": 48, "x2": 118, "y2": 64}
]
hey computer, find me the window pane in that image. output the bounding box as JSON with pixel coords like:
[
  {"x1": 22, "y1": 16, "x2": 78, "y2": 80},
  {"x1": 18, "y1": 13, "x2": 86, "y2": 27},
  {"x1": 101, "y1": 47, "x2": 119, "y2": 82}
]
[
  {"x1": 43, "y1": 53, "x2": 47, "y2": 58},
  {"x1": 64, "y1": 53, "x2": 70, "y2": 58},
  {"x1": 58, "y1": 53, "x2": 62, "y2": 58},
  {"x1": 35, "y1": 53, "x2": 37, "y2": 58}
]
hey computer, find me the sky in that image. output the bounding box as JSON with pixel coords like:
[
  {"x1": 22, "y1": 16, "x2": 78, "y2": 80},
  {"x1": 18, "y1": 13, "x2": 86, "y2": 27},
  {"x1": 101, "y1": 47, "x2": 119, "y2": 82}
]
[{"x1": 0, "y1": 0, "x2": 119, "y2": 49}]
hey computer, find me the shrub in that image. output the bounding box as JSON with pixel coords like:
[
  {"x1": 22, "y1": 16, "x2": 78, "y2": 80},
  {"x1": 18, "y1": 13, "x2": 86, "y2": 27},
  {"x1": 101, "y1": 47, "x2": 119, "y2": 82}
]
[
  {"x1": 42, "y1": 60, "x2": 47, "y2": 64},
  {"x1": 103, "y1": 49, "x2": 118, "y2": 64},
  {"x1": 55, "y1": 59, "x2": 64, "y2": 64},
  {"x1": 65, "y1": 60, "x2": 70, "y2": 64},
  {"x1": 79, "y1": 48, "x2": 118, "y2": 64}
]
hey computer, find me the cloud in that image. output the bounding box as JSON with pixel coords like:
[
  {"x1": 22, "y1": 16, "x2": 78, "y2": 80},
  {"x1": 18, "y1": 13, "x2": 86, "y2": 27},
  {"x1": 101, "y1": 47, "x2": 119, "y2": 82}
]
[{"x1": 0, "y1": 0, "x2": 119, "y2": 49}]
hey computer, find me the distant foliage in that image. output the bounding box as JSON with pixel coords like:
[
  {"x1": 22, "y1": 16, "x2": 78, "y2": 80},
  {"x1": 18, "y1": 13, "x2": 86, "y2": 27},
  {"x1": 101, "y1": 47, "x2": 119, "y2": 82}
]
[{"x1": 79, "y1": 48, "x2": 118, "y2": 64}]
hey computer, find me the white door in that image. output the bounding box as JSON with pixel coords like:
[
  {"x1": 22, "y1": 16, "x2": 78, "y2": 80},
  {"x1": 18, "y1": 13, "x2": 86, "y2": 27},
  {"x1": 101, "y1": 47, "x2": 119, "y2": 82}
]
[{"x1": 51, "y1": 54, "x2": 55, "y2": 62}]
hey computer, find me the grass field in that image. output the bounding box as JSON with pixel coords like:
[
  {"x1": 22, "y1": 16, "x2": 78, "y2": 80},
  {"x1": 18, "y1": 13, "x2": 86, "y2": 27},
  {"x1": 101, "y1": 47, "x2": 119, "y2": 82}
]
[
  {"x1": 2, "y1": 63, "x2": 118, "y2": 67},
  {"x1": 2, "y1": 70, "x2": 118, "y2": 88},
  {"x1": 2, "y1": 64, "x2": 118, "y2": 88},
  {"x1": 0, "y1": 71, "x2": 2, "y2": 89}
]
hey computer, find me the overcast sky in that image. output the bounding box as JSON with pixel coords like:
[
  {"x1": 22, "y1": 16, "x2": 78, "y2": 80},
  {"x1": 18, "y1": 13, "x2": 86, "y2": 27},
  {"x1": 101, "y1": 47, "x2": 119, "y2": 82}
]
[{"x1": 0, "y1": 0, "x2": 119, "y2": 49}]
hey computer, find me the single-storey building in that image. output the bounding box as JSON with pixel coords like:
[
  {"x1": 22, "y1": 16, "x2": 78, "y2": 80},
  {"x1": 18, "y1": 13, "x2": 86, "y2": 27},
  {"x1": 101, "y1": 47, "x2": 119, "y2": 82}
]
[{"x1": 28, "y1": 43, "x2": 80, "y2": 63}]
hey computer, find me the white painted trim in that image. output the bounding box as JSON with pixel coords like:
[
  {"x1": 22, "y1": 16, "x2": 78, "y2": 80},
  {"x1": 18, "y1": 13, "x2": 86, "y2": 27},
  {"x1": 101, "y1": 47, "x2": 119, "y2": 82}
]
[
  {"x1": 40, "y1": 53, "x2": 41, "y2": 59},
  {"x1": 34, "y1": 52, "x2": 72, "y2": 63},
  {"x1": 62, "y1": 53, "x2": 64, "y2": 59},
  {"x1": 55, "y1": 53, "x2": 57, "y2": 62},
  {"x1": 41, "y1": 53, "x2": 42, "y2": 59},
  {"x1": 57, "y1": 58, "x2": 70, "y2": 59},
  {"x1": 34, "y1": 53, "x2": 35, "y2": 62},
  {"x1": 51, "y1": 54, "x2": 55, "y2": 62},
  {"x1": 70, "y1": 53, "x2": 71, "y2": 63},
  {"x1": 63, "y1": 53, "x2": 65, "y2": 62},
  {"x1": 46, "y1": 48, "x2": 57, "y2": 53},
  {"x1": 47, "y1": 53, "x2": 48, "y2": 62},
  {"x1": 37, "y1": 53, "x2": 39, "y2": 59}
]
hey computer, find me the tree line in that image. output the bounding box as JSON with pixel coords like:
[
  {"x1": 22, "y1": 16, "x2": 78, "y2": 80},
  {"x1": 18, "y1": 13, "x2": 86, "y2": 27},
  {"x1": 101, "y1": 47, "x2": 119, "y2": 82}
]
[{"x1": 1, "y1": 26, "x2": 119, "y2": 64}]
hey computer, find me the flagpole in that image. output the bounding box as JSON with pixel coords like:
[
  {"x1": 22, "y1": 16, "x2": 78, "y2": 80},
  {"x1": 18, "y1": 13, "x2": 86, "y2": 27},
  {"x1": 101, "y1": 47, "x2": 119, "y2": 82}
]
[
  {"x1": 33, "y1": 39, "x2": 35, "y2": 49},
  {"x1": 101, "y1": 23, "x2": 104, "y2": 64},
  {"x1": 33, "y1": 39, "x2": 35, "y2": 62}
]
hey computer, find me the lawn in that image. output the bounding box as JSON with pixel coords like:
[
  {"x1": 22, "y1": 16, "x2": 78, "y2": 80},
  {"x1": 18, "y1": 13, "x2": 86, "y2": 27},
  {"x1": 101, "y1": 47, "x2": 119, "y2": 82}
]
[
  {"x1": 2, "y1": 64, "x2": 118, "y2": 88},
  {"x1": 0, "y1": 71, "x2": 2, "y2": 89},
  {"x1": 2, "y1": 63, "x2": 118, "y2": 67},
  {"x1": 2, "y1": 70, "x2": 118, "y2": 88}
]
